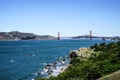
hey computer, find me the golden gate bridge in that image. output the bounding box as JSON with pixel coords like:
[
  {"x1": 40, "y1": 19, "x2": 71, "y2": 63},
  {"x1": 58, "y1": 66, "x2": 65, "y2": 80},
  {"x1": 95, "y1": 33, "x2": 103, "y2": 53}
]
[{"x1": 57, "y1": 31, "x2": 109, "y2": 41}]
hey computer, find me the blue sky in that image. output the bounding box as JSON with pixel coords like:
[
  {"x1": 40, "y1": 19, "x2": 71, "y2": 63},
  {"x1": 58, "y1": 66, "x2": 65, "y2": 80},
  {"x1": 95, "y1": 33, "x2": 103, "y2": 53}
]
[{"x1": 0, "y1": 0, "x2": 120, "y2": 37}]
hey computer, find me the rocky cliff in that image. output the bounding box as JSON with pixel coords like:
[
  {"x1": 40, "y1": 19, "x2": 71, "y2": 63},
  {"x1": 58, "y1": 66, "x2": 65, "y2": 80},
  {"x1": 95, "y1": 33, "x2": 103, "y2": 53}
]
[
  {"x1": 0, "y1": 31, "x2": 56, "y2": 40},
  {"x1": 69, "y1": 47, "x2": 95, "y2": 58}
]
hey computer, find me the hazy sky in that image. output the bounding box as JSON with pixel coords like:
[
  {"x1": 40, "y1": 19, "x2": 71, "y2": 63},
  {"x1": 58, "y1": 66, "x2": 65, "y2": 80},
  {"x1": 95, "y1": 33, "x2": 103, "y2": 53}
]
[{"x1": 0, "y1": 0, "x2": 120, "y2": 37}]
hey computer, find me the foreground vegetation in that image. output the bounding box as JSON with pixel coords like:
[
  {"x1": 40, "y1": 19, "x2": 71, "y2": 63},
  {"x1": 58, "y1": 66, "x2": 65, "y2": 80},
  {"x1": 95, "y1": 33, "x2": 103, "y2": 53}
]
[{"x1": 37, "y1": 41, "x2": 120, "y2": 80}]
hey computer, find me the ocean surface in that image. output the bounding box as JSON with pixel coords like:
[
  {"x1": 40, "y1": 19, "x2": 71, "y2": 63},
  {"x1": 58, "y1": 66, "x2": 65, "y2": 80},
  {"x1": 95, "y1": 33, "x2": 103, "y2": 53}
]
[{"x1": 0, "y1": 39, "x2": 114, "y2": 80}]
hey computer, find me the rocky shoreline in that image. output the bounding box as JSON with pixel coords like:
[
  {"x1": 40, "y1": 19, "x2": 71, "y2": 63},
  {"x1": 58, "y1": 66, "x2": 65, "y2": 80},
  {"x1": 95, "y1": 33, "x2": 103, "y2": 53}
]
[
  {"x1": 37, "y1": 41, "x2": 120, "y2": 80},
  {"x1": 37, "y1": 47, "x2": 93, "y2": 80},
  {"x1": 69, "y1": 47, "x2": 95, "y2": 58},
  {"x1": 34, "y1": 56, "x2": 70, "y2": 79}
]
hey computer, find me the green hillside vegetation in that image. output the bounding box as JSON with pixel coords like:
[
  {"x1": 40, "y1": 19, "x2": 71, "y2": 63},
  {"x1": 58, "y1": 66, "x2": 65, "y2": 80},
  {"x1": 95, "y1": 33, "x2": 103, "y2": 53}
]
[{"x1": 37, "y1": 41, "x2": 120, "y2": 80}]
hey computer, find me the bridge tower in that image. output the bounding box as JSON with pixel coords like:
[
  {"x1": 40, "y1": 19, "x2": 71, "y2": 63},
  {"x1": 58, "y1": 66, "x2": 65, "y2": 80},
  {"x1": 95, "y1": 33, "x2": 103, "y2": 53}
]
[
  {"x1": 57, "y1": 32, "x2": 60, "y2": 40},
  {"x1": 90, "y1": 30, "x2": 92, "y2": 40}
]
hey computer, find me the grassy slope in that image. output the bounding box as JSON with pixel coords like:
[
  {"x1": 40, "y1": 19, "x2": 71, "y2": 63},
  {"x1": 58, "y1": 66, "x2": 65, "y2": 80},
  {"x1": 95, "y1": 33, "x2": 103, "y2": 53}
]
[
  {"x1": 37, "y1": 41, "x2": 120, "y2": 80},
  {"x1": 97, "y1": 70, "x2": 120, "y2": 80}
]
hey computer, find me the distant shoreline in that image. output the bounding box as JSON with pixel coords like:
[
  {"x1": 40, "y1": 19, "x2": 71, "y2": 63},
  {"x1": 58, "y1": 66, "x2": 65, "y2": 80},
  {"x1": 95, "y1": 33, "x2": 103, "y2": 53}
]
[{"x1": 0, "y1": 31, "x2": 56, "y2": 40}]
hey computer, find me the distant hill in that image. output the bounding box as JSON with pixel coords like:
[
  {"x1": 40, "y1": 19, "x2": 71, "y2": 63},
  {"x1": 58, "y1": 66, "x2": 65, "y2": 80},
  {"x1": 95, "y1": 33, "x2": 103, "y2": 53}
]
[
  {"x1": 72, "y1": 35, "x2": 100, "y2": 38},
  {"x1": 72, "y1": 35, "x2": 107, "y2": 38},
  {"x1": 0, "y1": 31, "x2": 56, "y2": 40},
  {"x1": 111, "y1": 36, "x2": 120, "y2": 40},
  {"x1": 72, "y1": 35, "x2": 114, "y2": 40}
]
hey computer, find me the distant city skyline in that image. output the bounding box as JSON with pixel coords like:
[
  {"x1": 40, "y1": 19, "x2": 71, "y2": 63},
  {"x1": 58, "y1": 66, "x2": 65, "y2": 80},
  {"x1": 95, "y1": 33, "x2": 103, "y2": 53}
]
[{"x1": 0, "y1": 0, "x2": 120, "y2": 37}]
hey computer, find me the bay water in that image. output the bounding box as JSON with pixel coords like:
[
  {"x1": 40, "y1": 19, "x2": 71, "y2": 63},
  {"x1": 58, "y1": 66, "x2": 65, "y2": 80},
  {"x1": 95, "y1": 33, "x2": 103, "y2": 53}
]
[{"x1": 0, "y1": 39, "x2": 113, "y2": 80}]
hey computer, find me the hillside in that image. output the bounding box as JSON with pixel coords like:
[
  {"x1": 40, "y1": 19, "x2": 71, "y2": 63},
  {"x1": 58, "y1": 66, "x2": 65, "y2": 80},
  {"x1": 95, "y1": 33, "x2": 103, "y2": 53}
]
[
  {"x1": 97, "y1": 70, "x2": 120, "y2": 80},
  {"x1": 72, "y1": 35, "x2": 114, "y2": 40},
  {"x1": 37, "y1": 41, "x2": 120, "y2": 80},
  {"x1": 0, "y1": 31, "x2": 56, "y2": 40}
]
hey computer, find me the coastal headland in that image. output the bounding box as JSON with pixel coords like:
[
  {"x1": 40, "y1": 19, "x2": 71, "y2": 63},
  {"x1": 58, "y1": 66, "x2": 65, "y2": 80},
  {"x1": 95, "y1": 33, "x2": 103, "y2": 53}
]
[
  {"x1": 37, "y1": 41, "x2": 120, "y2": 80},
  {"x1": 0, "y1": 31, "x2": 56, "y2": 40}
]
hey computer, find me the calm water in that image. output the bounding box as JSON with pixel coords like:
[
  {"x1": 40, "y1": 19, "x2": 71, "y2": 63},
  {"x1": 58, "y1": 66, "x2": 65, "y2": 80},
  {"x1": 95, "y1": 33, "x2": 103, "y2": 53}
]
[{"x1": 0, "y1": 39, "x2": 113, "y2": 80}]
